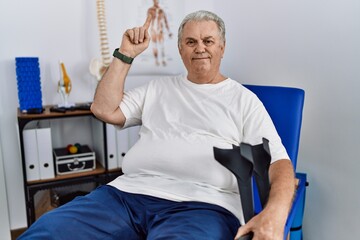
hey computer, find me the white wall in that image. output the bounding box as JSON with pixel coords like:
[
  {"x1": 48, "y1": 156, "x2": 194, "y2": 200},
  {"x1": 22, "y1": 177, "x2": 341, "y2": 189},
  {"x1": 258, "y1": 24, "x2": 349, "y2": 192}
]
[
  {"x1": 0, "y1": 0, "x2": 211, "y2": 231},
  {"x1": 0, "y1": 0, "x2": 97, "y2": 229},
  {"x1": 1, "y1": 0, "x2": 359, "y2": 239},
  {"x1": 0, "y1": 124, "x2": 11, "y2": 239},
  {"x1": 215, "y1": 0, "x2": 360, "y2": 239}
]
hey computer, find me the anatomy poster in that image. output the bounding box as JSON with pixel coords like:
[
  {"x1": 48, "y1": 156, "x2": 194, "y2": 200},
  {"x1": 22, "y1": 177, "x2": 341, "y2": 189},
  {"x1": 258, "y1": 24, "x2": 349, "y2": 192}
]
[{"x1": 107, "y1": 0, "x2": 185, "y2": 75}]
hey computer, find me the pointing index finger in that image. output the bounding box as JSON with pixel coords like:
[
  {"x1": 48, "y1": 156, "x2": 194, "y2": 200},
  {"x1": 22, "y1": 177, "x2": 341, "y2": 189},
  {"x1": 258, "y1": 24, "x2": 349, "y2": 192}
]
[{"x1": 143, "y1": 14, "x2": 152, "y2": 29}]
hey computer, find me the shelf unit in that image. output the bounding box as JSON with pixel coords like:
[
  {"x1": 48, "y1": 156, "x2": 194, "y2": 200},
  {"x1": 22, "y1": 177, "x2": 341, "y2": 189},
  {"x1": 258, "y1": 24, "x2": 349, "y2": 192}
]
[{"x1": 17, "y1": 105, "x2": 123, "y2": 226}]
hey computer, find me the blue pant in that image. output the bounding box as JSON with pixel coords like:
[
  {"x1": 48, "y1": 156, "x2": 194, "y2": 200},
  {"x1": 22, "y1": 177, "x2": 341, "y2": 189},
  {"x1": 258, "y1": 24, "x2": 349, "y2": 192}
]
[{"x1": 19, "y1": 185, "x2": 240, "y2": 240}]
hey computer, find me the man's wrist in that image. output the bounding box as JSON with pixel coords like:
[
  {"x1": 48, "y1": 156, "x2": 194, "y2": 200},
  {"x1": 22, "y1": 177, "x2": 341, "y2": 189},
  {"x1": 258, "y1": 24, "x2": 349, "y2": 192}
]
[{"x1": 113, "y1": 48, "x2": 134, "y2": 64}]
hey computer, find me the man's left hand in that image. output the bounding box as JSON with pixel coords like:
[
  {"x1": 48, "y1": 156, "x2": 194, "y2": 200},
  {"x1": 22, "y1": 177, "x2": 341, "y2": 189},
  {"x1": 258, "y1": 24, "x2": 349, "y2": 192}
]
[{"x1": 234, "y1": 206, "x2": 286, "y2": 240}]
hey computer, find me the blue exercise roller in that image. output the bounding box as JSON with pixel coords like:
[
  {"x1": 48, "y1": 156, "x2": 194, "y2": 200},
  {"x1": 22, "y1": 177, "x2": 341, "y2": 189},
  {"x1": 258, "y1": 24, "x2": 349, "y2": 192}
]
[{"x1": 15, "y1": 57, "x2": 43, "y2": 113}]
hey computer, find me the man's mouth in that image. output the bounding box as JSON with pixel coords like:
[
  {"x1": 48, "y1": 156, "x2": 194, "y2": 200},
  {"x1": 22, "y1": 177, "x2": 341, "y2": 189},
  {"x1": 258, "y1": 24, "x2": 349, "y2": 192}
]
[{"x1": 192, "y1": 56, "x2": 210, "y2": 60}]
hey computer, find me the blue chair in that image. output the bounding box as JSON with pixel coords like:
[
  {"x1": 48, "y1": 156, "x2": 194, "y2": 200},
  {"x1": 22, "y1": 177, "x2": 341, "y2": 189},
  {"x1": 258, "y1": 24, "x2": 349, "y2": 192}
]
[{"x1": 244, "y1": 85, "x2": 307, "y2": 240}]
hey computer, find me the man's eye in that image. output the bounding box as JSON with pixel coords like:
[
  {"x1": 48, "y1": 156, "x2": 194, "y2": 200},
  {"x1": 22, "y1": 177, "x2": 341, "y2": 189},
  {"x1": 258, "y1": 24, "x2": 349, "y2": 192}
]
[
  {"x1": 204, "y1": 40, "x2": 214, "y2": 46},
  {"x1": 186, "y1": 40, "x2": 195, "y2": 46}
]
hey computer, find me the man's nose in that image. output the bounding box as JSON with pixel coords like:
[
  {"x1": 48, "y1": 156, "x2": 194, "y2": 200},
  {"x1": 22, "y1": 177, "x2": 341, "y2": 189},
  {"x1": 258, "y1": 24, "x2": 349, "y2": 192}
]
[{"x1": 194, "y1": 43, "x2": 206, "y2": 53}]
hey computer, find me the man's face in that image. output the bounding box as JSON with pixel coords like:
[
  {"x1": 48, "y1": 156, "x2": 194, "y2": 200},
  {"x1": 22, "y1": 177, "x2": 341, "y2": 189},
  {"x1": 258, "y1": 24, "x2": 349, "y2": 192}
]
[{"x1": 179, "y1": 20, "x2": 225, "y2": 82}]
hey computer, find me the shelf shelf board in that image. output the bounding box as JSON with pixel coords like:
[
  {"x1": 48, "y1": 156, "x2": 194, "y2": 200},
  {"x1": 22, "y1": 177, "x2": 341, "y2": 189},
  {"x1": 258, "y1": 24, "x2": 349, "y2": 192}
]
[
  {"x1": 27, "y1": 162, "x2": 106, "y2": 185},
  {"x1": 18, "y1": 104, "x2": 93, "y2": 120}
]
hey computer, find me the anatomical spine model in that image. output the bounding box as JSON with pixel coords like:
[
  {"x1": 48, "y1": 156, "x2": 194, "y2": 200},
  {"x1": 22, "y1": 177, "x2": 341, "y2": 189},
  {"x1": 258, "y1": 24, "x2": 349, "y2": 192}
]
[{"x1": 89, "y1": 0, "x2": 111, "y2": 81}]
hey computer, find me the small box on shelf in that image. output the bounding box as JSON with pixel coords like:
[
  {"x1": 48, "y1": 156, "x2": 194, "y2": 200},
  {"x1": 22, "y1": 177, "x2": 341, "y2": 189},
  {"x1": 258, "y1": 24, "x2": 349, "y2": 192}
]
[{"x1": 53, "y1": 145, "x2": 96, "y2": 175}]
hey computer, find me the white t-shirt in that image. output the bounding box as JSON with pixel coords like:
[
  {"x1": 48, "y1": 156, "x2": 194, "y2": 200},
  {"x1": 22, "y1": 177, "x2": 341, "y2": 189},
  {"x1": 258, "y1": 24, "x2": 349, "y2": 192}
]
[{"x1": 108, "y1": 75, "x2": 289, "y2": 225}]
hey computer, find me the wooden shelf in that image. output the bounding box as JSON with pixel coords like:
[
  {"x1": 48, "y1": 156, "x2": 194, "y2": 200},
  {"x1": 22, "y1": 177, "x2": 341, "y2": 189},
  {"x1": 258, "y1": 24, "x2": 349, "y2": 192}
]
[
  {"x1": 17, "y1": 104, "x2": 93, "y2": 120},
  {"x1": 17, "y1": 103, "x2": 119, "y2": 225},
  {"x1": 27, "y1": 162, "x2": 106, "y2": 185}
]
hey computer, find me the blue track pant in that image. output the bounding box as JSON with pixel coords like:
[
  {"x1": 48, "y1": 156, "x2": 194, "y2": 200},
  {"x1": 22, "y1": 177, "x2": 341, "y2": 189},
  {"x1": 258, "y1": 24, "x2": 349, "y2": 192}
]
[{"x1": 19, "y1": 185, "x2": 240, "y2": 240}]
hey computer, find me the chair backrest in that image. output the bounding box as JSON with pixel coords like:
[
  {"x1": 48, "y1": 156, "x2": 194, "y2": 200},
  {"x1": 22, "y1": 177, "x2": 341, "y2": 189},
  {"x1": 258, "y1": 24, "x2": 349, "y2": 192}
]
[{"x1": 244, "y1": 85, "x2": 305, "y2": 169}]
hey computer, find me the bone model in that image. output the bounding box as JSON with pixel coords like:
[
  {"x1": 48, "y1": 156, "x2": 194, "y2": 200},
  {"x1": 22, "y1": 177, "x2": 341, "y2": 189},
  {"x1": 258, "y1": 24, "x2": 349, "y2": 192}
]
[{"x1": 89, "y1": 0, "x2": 111, "y2": 81}]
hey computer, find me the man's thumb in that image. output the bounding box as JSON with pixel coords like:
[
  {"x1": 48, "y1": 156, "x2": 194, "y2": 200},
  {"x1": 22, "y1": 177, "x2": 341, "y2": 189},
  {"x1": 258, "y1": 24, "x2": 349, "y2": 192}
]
[{"x1": 234, "y1": 224, "x2": 253, "y2": 240}]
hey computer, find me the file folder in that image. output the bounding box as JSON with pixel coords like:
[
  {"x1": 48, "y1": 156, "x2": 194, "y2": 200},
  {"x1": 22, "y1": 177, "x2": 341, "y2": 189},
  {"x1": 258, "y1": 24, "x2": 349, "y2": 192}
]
[
  {"x1": 105, "y1": 123, "x2": 118, "y2": 170},
  {"x1": 116, "y1": 128, "x2": 129, "y2": 168},
  {"x1": 23, "y1": 129, "x2": 40, "y2": 181},
  {"x1": 36, "y1": 128, "x2": 55, "y2": 179},
  {"x1": 90, "y1": 118, "x2": 105, "y2": 168}
]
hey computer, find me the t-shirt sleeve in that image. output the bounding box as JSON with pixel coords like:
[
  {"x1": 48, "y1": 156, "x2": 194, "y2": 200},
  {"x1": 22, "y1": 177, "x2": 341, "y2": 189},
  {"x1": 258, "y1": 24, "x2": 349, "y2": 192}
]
[
  {"x1": 119, "y1": 83, "x2": 149, "y2": 128},
  {"x1": 242, "y1": 95, "x2": 290, "y2": 164}
]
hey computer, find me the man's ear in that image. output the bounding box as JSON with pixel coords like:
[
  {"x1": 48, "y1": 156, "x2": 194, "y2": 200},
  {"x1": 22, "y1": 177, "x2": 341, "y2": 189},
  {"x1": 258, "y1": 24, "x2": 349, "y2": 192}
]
[{"x1": 221, "y1": 41, "x2": 226, "y2": 58}]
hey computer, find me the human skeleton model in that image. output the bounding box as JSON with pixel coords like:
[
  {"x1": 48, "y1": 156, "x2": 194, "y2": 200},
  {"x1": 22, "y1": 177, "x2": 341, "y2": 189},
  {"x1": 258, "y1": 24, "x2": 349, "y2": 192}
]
[
  {"x1": 147, "y1": 0, "x2": 172, "y2": 66},
  {"x1": 89, "y1": 0, "x2": 111, "y2": 81}
]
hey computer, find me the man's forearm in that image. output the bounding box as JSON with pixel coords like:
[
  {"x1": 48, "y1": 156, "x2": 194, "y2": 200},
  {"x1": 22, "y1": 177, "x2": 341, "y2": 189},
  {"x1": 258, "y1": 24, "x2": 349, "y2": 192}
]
[
  {"x1": 266, "y1": 159, "x2": 296, "y2": 223},
  {"x1": 91, "y1": 58, "x2": 131, "y2": 125},
  {"x1": 234, "y1": 159, "x2": 297, "y2": 239},
  {"x1": 91, "y1": 14, "x2": 152, "y2": 125}
]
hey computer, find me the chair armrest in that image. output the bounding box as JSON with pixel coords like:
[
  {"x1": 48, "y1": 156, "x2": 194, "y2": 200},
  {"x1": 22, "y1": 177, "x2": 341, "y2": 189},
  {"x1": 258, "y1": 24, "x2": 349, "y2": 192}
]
[{"x1": 284, "y1": 172, "x2": 307, "y2": 239}]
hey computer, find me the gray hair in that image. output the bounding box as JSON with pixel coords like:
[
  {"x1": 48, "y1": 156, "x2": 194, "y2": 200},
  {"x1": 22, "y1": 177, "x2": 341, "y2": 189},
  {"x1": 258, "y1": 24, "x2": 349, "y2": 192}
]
[{"x1": 178, "y1": 10, "x2": 226, "y2": 49}]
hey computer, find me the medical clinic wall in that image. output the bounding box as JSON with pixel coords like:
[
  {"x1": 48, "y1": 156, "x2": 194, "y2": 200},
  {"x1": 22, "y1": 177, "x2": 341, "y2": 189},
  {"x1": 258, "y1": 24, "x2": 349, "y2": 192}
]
[
  {"x1": 0, "y1": 0, "x2": 213, "y2": 233},
  {"x1": 216, "y1": 0, "x2": 360, "y2": 239}
]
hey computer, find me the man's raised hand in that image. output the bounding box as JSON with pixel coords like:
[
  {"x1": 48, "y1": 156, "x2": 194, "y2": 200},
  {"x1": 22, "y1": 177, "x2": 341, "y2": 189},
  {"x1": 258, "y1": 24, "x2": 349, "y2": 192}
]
[{"x1": 119, "y1": 14, "x2": 152, "y2": 58}]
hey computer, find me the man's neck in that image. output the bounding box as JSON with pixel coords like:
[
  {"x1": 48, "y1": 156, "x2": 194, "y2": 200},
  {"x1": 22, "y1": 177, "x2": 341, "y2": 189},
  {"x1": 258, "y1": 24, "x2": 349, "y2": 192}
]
[{"x1": 187, "y1": 72, "x2": 227, "y2": 84}]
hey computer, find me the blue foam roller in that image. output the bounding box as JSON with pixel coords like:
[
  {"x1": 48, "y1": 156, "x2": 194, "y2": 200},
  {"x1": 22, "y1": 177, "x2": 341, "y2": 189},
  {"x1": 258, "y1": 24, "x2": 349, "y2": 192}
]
[{"x1": 15, "y1": 57, "x2": 43, "y2": 112}]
